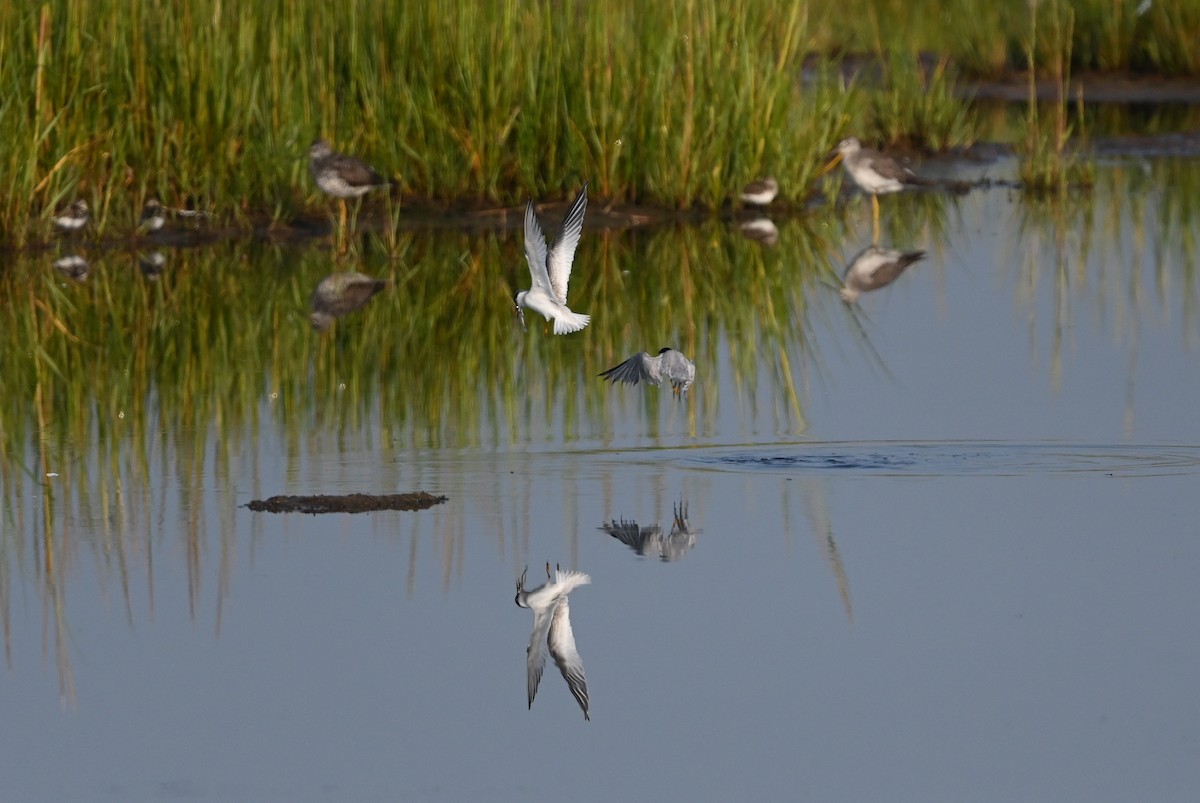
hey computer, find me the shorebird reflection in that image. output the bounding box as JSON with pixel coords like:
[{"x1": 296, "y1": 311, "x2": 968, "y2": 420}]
[{"x1": 310, "y1": 271, "x2": 388, "y2": 331}]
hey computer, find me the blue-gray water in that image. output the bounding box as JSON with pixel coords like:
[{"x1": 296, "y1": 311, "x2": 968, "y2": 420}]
[{"x1": 2, "y1": 158, "x2": 1199, "y2": 802}]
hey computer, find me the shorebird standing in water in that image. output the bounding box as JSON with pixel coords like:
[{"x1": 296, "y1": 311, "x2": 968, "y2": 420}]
[
  {"x1": 839, "y1": 246, "x2": 926, "y2": 304},
  {"x1": 52, "y1": 200, "x2": 89, "y2": 233},
  {"x1": 516, "y1": 183, "x2": 591, "y2": 335},
  {"x1": 599, "y1": 347, "x2": 696, "y2": 399},
  {"x1": 515, "y1": 563, "x2": 592, "y2": 721},
  {"x1": 827, "y1": 137, "x2": 927, "y2": 243},
  {"x1": 309, "y1": 271, "x2": 388, "y2": 331},
  {"x1": 308, "y1": 138, "x2": 390, "y2": 234}
]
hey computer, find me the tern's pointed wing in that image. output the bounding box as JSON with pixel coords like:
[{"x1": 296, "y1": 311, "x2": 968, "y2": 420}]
[
  {"x1": 525, "y1": 603, "x2": 554, "y2": 709},
  {"x1": 546, "y1": 183, "x2": 588, "y2": 305},
  {"x1": 598, "y1": 352, "x2": 657, "y2": 387},
  {"x1": 523, "y1": 200, "x2": 553, "y2": 294},
  {"x1": 548, "y1": 597, "x2": 590, "y2": 720}
]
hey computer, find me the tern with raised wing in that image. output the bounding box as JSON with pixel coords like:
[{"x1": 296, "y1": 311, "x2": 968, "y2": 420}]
[
  {"x1": 514, "y1": 563, "x2": 591, "y2": 720},
  {"x1": 515, "y1": 183, "x2": 590, "y2": 335},
  {"x1": 599, "y1": 347, "x2": 695, "y2": 398}
]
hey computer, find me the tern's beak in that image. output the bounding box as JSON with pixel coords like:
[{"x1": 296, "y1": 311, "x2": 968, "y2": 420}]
[
  {"x1": 817, "y1": 150, "x2": 843, "y2": 177},
  {"x1": 515, "y1": 305, "x2": 526, "y2": 332},
  {"x1": 517, "y1": 566, "x2": 528, "y2": 592}
]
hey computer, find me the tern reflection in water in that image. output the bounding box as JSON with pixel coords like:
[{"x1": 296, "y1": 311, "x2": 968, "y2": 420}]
[
  {"x1": 514, "y1": 563, "x2": 591, "y2": 721},
  {"x1": 600, "y1": 500, "x2": 697, "y2": 563}
]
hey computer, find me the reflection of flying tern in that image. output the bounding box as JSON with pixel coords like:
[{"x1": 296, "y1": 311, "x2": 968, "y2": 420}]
[
  {"x1": 662, "y1": 500, "x2": 696, "y2": 562},
  {"x1": 600, "y1": 518, "x2": 663, "y2": 558},
  {"x1": 515, "y1": 183, "x2": 590, "y2": 335},
  {"x1": 600, "y1": 501, "x2": 697, "y2": 562},
  {"x1": 839, "y1": 246, "x2": 926, "y2": 304},
  {"x1": 515, "y1": 563, "x2": 591, "y2": 721},
  {"x1": 599, "y1": 347, "x2": 695, "y2": 398}
]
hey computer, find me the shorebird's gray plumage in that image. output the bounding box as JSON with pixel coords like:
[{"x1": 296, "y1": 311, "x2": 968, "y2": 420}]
[
  {"x1": 310, "y1": 271, "x2": 388, "y2": 331},
  {"x1": 516, "y1": 183, "x2": 590, "y2": 335},
  {"x1": 833, "y1": 137, "x2": 923, "y2": 196},
  {"x1": 52, "y1": 200, "x2": 89, "y2": 232},
  {"x1": 840, "y1": 246, "x2": 926, "y2": 303},
  {"x1": 599, "y1": 347, "x2": 695, "y2": 398},
  {"x1": 309, "y1": 139, "x2": 389, "y2": 199},
  {"x1": 740, "y1": 176, "x2": 779, "y2": 206},
  {"x1": 515, "y1": 564, "x2": 591, "y2": 720}
]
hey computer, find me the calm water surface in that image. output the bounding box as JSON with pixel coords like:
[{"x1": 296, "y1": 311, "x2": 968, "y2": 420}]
[{"x1": 2, "y1": 158, "x2": 1199, "y2": 802}]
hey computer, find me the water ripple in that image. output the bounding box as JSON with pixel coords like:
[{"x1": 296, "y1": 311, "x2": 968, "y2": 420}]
[{"x1": 692, "y1": 442, "x2": 1200, "y2": 478}]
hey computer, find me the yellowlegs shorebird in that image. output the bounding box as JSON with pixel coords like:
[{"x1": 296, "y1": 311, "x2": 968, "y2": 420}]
[
  {"x1": 828, "y1": 137, "x2": 926, "y2": 243},
  {"x1": 839, "y1": 246, "x2": 926, "y2": 303},
  {"x1": 309, "y1": 271, "x2": 388, "y2": 331},
  {"x1": 599, "y1": 347, "x2": 696, "y2": 398},
  {"x1": 516, "y1": 183, "x2": 591, "y2": 335},
  {"x1": 515, "y1": 563, "x2": 591, "y2": 721},
  {"x1": 308, "y1": 138, "x2": 390, "y2": 232}
]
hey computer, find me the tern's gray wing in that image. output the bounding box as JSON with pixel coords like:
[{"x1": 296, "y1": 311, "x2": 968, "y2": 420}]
[
  {"x1": 547, "y1": 183, "x2": 588, "y2": 305},
  {"x1": 601, "y1": 518, "x2": 663, "y2": 556},
  {"x1": 523, "y1": 200, "x2": 554, "y2": 295},
  {"x1": 598, "y1": 352, "x2": 658, "y2": 386},
  {"x1": 526, "y1": 603, "x2": 554, "y2": 709},
  {"x1": 548, "y1": 597, "x2": 590, "y2": 720}
]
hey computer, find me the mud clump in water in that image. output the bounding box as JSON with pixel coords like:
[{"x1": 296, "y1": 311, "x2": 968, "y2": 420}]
[{"x1": 247, "y1": 492, "x2": 448, "y2": 514}]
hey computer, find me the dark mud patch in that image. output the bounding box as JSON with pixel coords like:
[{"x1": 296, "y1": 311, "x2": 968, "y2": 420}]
[{"x1": 247, "y1": 491, "x2": 448, "y2": 514}]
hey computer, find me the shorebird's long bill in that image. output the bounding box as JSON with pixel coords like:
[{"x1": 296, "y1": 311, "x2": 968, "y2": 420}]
[{"x1": 817, "y1": 151, "x2": 843, "y2": 177}]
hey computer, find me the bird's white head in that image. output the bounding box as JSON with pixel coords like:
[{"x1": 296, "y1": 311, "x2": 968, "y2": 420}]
[
  {"x1": 309, "y1": 139, "x2": 332, "y2": 160},
  {"x1": 513, "y1": 291, "x2": 528, "y2": 331},
  {"x1": 514, "y1": 566, "x2": 529, "y2": 607},
  {"x1": 835, "y1": 137, "x2": 862, "y2": 155}
]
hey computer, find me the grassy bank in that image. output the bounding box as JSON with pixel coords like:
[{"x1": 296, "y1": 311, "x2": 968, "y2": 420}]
[{"x1": 0, "y1": 1, "x2": 1195, "y2": 244}]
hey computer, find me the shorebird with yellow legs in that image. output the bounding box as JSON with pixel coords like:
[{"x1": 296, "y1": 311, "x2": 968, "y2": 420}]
[
  {"x1": 308, "y1": 138, "x2": 391, "y2": 246},
  {"x1": 824, "y1": 137, "x2": 928, "y2": 244}
]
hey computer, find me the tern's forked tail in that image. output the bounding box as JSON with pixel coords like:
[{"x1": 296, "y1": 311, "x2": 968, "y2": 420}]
[{"x1": 553, "y1": 310, "x2": 591, "y2": 335}]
